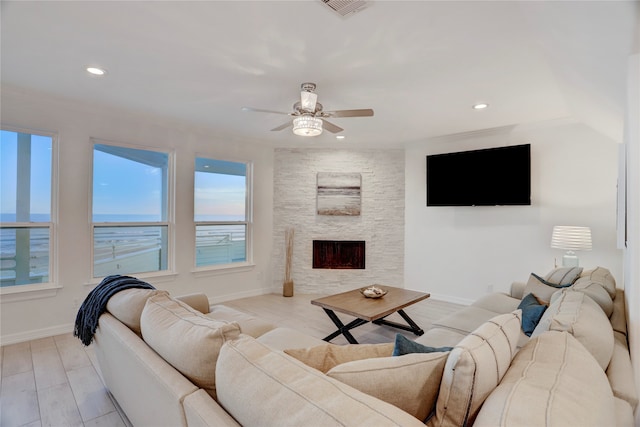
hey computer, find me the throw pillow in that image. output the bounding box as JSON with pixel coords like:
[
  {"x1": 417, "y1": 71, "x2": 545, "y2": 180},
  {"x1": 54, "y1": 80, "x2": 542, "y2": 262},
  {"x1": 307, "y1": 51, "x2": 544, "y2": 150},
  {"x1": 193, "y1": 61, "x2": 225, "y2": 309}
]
[
  {"x1": 215, "y1": 336, "x2": 426, "y2": 427},
  {"x1": 431, "y1": 310, "x2": 522, "y2": 427},
  {"x1": 531, "y1": 289, "x2": 614, "y2": 370},
  {"x1": 579, "y1": 266, "x2": 617, "y2": 299},
  {"x1": 474, "y1": 331, "x2": 615, "y2": 427},
  {"x1": 571, "y1": 277, "x2": 614, "y2": 317},
  {"x1": 523, "y1": 272, "x2": 573, "y2": 303},
  {"x1": 327, "y1": 352, "x2": 449, "y2": 421},
  {"x1": 140, "y1": 293, "x2": 241, "y2": 400},
  {"x1": 284, "y1": 342, "x2": 394, "y2": 373},
  {"x1": 544, "y1": 266, "x2": 583, "y2": 285},
  {"x1": 517, "y1": 293, "x2": 548, "y2": 336},
  {"x1": 106, "y1": 288, "x2": 167, "y2": 335},
  {"x1": 393, "y1": 333, "x2": 453, "y2": 356}
]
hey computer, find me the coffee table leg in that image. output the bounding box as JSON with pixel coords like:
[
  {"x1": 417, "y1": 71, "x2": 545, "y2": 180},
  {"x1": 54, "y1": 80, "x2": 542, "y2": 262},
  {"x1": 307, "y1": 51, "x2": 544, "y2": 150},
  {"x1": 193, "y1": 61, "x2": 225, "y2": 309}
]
[
  {"x1": 373, "y1": 309, "x2": 424, "y2": 336},
  {"x1": 321, "y1": 308, "x2": 368, "y2": 344}
]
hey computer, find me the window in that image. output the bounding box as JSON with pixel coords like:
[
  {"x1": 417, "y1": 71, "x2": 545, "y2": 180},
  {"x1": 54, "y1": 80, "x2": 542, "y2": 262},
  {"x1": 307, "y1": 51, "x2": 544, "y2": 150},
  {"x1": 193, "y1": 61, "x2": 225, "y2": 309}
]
[
  {"x1": 1, "y1": 129, "x2": 54, "y2": 287},
  {"x1": 92, "y1": 143, "x2": 171, "y2": 278},
  {"x1": 194, "y1": 158, "x2": 250, "y2": 268}
]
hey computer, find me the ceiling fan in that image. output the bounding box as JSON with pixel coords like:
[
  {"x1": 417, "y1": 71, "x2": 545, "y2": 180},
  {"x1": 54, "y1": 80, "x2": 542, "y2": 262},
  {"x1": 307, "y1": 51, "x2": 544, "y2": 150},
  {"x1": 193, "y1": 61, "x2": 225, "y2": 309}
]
[{"x1": 241, "y1": 82, "x2": 374, "y2": 136}]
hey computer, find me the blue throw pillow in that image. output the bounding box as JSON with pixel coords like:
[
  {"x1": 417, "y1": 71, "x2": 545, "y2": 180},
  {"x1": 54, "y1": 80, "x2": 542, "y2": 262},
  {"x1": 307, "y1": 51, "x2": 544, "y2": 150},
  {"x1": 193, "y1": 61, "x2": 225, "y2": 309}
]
[
  {"x1": 392, "y1": 334, "x2": 453, "y2": 356},
  {"x1": 517, "y1": 293, "x2": 548, "y2": 336}
]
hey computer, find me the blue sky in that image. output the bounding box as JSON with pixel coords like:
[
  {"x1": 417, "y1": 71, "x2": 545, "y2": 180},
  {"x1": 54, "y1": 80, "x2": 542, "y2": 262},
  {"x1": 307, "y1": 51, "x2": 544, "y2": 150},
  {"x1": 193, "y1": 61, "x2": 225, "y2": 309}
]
[
  {"x1": 0, "y1": 130, "x2": 52, "y2": 217},
  {"x1": 92, "y1": 149, "x2": 166, "y2": 219},
  {"x1": 1, "y1": 130, "x2": 246, "y2": 222},
  {"x1": 195, "y1": 171, "x2": 246, "y2": 219}
]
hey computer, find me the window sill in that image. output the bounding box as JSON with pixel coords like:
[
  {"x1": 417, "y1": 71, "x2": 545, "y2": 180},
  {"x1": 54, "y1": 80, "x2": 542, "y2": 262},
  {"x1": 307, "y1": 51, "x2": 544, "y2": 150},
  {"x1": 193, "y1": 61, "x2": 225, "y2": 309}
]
[
  {"x1": 191, "y1": 262, "x2": 255, "y2": 277},
  {"x1": 0, "y1": 282, "x2": 63, "y2": 303},
  {"x1": 84, "y1": 271, "x2": 179, "y2": 288}
]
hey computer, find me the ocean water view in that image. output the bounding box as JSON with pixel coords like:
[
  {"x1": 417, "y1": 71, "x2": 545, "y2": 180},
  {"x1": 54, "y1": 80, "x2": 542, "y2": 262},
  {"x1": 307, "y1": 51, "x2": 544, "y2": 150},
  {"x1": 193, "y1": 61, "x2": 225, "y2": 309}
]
[{"x1": 1, "y1": 213, "x2": 246, "y2": 285}]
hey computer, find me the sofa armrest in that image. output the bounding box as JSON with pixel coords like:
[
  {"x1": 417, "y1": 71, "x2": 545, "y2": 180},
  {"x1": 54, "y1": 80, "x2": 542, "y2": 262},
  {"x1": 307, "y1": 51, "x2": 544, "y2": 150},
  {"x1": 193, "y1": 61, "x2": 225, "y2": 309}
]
[
  {"x1": 184, "y1": 389, "x2": 241, "y2": 427},
  {"x1": 175, "y1": 293, "x2": 210, "y2": 314},
  {"x1": 510, "y1": 281, "x2": 526, "y2": 299}
]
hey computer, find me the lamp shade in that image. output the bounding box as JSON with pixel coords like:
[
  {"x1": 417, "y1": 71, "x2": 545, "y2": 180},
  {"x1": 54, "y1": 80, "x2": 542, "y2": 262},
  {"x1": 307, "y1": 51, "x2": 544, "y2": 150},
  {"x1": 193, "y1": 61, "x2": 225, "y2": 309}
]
[{"x1": 551, "y1": 226, "x2": 592, "y2": 251}]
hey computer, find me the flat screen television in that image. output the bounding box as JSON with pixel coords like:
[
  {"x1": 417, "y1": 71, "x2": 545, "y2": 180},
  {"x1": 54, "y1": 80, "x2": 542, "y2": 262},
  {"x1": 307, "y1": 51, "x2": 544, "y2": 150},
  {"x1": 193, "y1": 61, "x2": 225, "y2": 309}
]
[{"x1": 426, "y1": 144, "x2": 531, "y2": 206}]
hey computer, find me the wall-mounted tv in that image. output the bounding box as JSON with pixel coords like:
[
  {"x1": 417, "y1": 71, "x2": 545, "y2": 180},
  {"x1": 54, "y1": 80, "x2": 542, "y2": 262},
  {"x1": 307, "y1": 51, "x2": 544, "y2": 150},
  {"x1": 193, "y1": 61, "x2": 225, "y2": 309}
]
[{"x1": 426, "y1": 144, "x2": 531, "y2": 206}]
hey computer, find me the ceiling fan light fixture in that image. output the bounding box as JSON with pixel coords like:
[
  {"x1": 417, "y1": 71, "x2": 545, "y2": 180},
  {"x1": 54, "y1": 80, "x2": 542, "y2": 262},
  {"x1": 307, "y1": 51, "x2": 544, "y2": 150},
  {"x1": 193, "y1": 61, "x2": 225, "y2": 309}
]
[{"x1": 292, "y1": 116, "x2": 323, "y2": 136}]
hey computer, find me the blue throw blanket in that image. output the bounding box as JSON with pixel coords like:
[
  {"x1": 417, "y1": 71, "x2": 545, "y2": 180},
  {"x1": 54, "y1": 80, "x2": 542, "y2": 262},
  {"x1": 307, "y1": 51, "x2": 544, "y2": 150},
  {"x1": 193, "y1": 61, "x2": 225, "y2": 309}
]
[{"x1": 73, "y1": 274, "x2": 155, "y2": 346}]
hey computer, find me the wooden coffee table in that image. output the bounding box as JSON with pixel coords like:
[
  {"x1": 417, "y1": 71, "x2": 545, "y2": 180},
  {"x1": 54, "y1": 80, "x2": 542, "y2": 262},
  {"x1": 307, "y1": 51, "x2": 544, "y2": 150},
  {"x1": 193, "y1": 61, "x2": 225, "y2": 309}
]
[{"x1": 311, "y1": 285, "x2": 430, "y2": 344}]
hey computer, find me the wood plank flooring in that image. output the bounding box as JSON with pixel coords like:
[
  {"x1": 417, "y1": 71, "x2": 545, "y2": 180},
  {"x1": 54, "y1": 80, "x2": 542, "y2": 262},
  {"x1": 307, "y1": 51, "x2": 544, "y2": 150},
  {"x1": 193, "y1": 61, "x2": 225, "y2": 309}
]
[{"x1": 0, "y1": 293, "x2": 463, "y2": 427}]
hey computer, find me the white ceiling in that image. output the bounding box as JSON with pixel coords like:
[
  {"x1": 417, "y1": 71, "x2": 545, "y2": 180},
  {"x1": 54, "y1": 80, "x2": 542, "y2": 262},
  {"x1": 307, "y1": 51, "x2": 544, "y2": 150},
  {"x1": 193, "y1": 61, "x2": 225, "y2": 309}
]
[{"x1": 1, "y1": 1, "x2": 638, "y2": 147}]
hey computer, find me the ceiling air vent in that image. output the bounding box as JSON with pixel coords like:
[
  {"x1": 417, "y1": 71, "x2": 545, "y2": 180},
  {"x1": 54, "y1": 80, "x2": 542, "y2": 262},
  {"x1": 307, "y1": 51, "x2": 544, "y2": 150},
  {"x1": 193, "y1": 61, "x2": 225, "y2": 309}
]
[{"x1": 321, "y1": 0, "x2": 370, "y2": 17}]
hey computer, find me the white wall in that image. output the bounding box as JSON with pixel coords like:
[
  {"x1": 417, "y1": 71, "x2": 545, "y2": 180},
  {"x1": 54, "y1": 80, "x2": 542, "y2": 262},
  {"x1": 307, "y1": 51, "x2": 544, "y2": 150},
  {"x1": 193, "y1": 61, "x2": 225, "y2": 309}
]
[
  {"x1": 622, "y1": 53, "x2": 640, "y2": 426},
  {"x1": 272, "y1": 148, "x2": 404, "y2": 294},
  {"x1": 405, "y1": 121, "x2": 623, "y2": 304},
  {"x1": 0, "y1": 85, "x2": 274, "y2": 344}
]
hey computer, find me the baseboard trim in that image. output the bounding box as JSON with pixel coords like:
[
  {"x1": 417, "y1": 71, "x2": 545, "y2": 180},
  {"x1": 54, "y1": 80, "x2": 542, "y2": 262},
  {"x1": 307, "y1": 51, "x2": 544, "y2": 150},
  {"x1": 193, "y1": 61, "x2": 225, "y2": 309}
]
[
  {"x1": 429, "y1": 293, "x2": 474, "y2": 306},
  {"x1": 1, "y1": 322, "x2": 74, "y2": 346}
]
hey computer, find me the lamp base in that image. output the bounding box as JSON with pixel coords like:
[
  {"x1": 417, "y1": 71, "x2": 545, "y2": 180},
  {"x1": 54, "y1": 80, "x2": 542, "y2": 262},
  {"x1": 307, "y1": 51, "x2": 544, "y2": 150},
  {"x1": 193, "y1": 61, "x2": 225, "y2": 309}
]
[{"x1": 562, "y1": 251, "x2": 579, "y2": 267}]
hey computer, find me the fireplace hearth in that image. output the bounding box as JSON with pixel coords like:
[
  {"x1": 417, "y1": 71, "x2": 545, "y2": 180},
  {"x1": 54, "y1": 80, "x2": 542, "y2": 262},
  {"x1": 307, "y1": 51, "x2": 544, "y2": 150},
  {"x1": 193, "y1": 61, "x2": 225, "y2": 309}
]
[{"x1": 312, "y1": 240, "x2": 365, "y2": 269}]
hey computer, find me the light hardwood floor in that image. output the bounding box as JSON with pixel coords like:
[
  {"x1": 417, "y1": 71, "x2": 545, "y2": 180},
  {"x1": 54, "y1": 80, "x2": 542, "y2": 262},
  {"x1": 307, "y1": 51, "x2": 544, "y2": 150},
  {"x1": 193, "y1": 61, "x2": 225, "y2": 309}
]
[{"x1": 0, "y1": 293, "x2": 463, "y2": 427}]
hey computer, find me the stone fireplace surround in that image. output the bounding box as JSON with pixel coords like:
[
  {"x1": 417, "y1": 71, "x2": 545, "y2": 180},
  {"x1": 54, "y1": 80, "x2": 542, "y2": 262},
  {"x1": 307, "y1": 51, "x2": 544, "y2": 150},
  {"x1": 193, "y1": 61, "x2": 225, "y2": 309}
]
[{"x1": 272, "y1": 148, "x2": 405, "y2": 294}]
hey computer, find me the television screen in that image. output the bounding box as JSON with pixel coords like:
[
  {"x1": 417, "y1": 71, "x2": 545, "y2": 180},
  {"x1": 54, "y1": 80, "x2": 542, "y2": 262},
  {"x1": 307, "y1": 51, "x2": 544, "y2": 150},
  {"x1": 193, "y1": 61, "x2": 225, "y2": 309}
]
[{"x1": 426, "y1": 144, "x2": 531, "y2": 206}]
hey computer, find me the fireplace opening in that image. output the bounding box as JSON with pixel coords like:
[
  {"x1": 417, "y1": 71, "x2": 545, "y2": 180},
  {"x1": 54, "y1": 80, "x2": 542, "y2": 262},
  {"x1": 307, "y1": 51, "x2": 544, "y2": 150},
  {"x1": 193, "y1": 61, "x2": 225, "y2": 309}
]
[{"x1": 313, "y1": 240, "x2": 365, "y2": 269}]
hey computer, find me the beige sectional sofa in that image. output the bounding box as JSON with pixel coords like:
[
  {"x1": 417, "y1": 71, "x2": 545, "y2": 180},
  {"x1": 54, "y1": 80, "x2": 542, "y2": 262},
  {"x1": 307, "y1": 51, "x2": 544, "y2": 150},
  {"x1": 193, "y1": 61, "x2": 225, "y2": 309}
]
[{"x1": 93, "y1": 266, "x2": 637, "y2": 426}]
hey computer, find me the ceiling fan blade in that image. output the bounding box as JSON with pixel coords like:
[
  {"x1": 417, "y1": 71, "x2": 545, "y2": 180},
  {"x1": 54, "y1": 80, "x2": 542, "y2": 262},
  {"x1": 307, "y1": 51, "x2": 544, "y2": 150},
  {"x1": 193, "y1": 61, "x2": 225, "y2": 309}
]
[
  {"x1": 324, "y1": 109, "x2": 374, "y2": 118},
  {"x1": 271, "y1": 121, "x2": 293, "y2": 132},
  {"x1": 300, "y1": 91, "x2": 318, "y2": 112},
  {"x1": 241, "y1": 106, "x2": 291, "y2": 115},
  {"x1": 321, "y1": 119, "x2": 344, "y2": 134}
]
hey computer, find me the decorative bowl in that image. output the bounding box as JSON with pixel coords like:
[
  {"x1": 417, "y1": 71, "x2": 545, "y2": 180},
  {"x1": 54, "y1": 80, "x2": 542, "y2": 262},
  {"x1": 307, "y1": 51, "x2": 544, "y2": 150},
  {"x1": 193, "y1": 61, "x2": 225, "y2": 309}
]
[{"x1": 360, "y1": 285, "x2": 387, "y2": 299}]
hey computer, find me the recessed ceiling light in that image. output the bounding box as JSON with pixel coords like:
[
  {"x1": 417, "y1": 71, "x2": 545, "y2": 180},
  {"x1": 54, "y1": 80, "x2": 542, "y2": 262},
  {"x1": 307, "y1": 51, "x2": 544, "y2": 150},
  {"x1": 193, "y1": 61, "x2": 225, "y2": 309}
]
[
  {"x1": 86, "y1": 66, "x2": 107, "y2": 76},
  {"x1": 473, "y1": 103, "x2": 489, "y2": 110},
  {"x1": 336, "y1": 135, "x2": 346, "y2": 140}
]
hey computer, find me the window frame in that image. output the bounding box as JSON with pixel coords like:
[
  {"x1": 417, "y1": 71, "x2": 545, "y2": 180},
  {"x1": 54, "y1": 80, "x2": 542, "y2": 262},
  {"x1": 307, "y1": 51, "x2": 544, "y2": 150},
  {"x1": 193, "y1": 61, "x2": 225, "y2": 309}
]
[
  {"x1": 193, "y1": 155, "x2": 253, "y2": 272},
  {"x1": 0, "y1": 125, "x2": 60, "y2": 301},
  {"x1": 90, "y1": 138, "x2": 175, "y2": 281}
]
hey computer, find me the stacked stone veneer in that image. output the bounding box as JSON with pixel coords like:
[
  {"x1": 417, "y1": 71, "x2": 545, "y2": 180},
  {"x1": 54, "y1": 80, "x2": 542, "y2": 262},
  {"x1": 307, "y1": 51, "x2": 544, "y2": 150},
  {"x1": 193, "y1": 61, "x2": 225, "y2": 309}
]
[{"x1": 272, "y1": 148, "x2": 405, "y2": 294}]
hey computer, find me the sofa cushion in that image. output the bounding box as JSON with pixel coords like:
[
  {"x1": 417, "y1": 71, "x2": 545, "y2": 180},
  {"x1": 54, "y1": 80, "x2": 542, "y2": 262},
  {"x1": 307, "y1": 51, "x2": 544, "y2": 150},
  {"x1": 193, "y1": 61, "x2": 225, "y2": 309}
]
[
  {"x1": 392, "y1": 333, "x2": 452, "y2": 356},
  {"x1": 415, "y1": 327, "x2": 468, "y2": 348},
  {"x1": 532, "y1": 289, "x2": 614, "y2": 370},
  {"x1": 474, "y1": 331, "x2": 615, "y2": 427},
  {"x1": 571, "y1": 277, "x2": 614, "y2": 317},
  {"x1": 517, "y1": 293, "x2": 547, "y2": 337},
  {"x1": 140, "y1": 293, "x2": 241, "y2": 399},
  {"x1": 256, "y1": 327, "x2": 327, "y2": 351},
  {"x1": 106, "y1": 288, "x2": 167, "y2": 334},
  {"x1": 611, "y1": 289, "x2": 628, "y2": 336},
  {"x1": 430, "y1": 310, "x2": 522, "y2": 427},
  {"x1": 432, "y1": 306, "x2": 502, "y2": 335},
  {"x1": 284, "y1": 342, "x2": 394, "y2": 373},
  {"x1": 327, "y1": 352, "x2": 449, "y2": 421},
  {"x1": 215, "y1": 335, "x2": 426, "y2": 427},
  {"x1": 579, "y1": 266, "x2": 616, "y2": 298},
  {"x1": 174, "y1": 293, "x2": 210, "y2": 314},
  {"x1": 471, "y1": 292, "x2": 521, "y2": 314},
  {"x1": 207, "y1": 304, "x2": 275, "y2": 338},
  {"x1": 607, "y1": 334, "x2": 639, "y2": 410}
]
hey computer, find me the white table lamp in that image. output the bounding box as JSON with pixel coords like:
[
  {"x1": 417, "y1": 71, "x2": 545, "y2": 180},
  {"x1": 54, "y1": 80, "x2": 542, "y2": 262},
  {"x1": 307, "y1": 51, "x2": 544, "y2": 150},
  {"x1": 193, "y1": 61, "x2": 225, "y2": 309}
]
[{"x1": 551, "y1": 226, "x2": 592, "y2": 267}]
